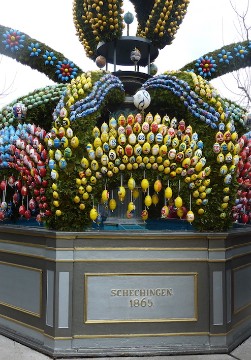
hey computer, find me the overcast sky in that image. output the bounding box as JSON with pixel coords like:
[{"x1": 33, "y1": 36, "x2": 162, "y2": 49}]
[{"x1": 0, "y1": 0, "x2": 250, "y2": 108}]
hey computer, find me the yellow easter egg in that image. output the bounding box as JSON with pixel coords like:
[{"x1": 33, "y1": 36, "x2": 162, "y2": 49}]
[
  {"x1": 132, "y1": 188, "x2": 140, "y2": 199},
  {"x1": 90, "y1": 208, "x2": 98, "y2": 221},
  {"x1": 144, "y1": 195, "x2": 152, "y2": 208},
  {"x1": 79, "y1": 203, "x2": 85, "y2": 210},
  {"x1": 141, "y1": 178, "x2": 149, "y2": 192},
  {"x1": 198, "y1": 208, "x2": 204, "y2": 215},
  {"x1": 128, "y1": 177, "x2": 136, "y2": 191},
  {"x1": 152, "y1": 193, "x2": 159, "y2": 205},
  {"x1": 165, "y1": 186, "x2": 172, "y2": 199},
  {"x1": 102, "y1": 189, "x2": 109, "y2": 202},
  {"x1": 174, "y1": 196, "x2": 183, "y2": 209},
  {"x1": 109, "y1": 198, "x2": 117, "y2": 211},
  {"x1": 154, "y1": 179, "x2": 162, "y2": 193},
  {"x1": 73, "y1": 195, "x2": 80, "y2": 203},
  {"x1": 128, "y1": 201, "x2": 135, "y2": 212},
  {"x1": 141, "y1": 209, "x2": 148, "y2": 221},
  {"x1": 177, "y1": 208, "x2": 184, "y2": 218},
  {"x1": 55, "y1": 209, "x2": 62, "y2": 216}
]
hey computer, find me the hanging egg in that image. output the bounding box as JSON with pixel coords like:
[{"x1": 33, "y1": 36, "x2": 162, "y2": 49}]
[
  {"x1": 109, "y1": 198, "x2": 117, "y2": 212},
  {"x1": 152, "y1": 193, "x2": 159, "y2": 205},
  {"x1": 141, "y1": 178, "x2": 149, "y2": 192},
  {"x1": 128, "y1": 177, "x2": 136, "y2": 191},
  {"x1": 165, "y1": 186, "x2": 172, "y2": 199},
  {"x1": 90, "y1": 208, "x2": 98, "y2": 221},
  {"x1": 118, "y1": 186, "x2": 126, "y2": 201},
  {"x1": 141, "y1": 209, "x2": 148, "y2": 221},
  {"x1": 177, "y1": 207, "x2": 185, "y2": 218},
  {"x1": 102, "y1": 189, "x2": 109, "y2": 203},
  {"x1": 144, "y1": 195, "x2": 152, "y2": 208},
  {"x1": 186, "y1": 210, "x2": 194, "y2": 223},
  {"x1": 161, "y1": 205, "x2": 169, "y2": 218},
  {"x1": 174, "y1": 196, "x2": 183, "y2": 209},
  {"x1": 154, "y1": 179, "x2": 162, "y2": 193},
  {"x1": 128, "y1": 201, "x2": 135, "y2": 213},
  {"x1": 132, "y1": 188, "x2": 139, "y2": 199}
]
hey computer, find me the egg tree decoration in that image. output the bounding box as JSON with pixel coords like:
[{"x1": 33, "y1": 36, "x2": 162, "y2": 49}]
[{"x1": 0, "y1": 1, "x2": 250, "y2": 231}]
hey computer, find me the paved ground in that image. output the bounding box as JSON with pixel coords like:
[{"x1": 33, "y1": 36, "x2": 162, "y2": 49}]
[{"x1": 1, "y1": 334, "x2": 251, "y2": 360}]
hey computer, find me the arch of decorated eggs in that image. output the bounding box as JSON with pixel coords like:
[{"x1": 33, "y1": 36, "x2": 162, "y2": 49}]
[{"x1": 0, "y1": 70, "x2": 247, "y2": 231}]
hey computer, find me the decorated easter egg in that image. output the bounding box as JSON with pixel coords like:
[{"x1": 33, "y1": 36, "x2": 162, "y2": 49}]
[
  {"x1": 128, "y1": 133, "x2": 137, "y2": 145},
  {"x1": 118, "y1": 114, "x2": 126, "y2": 126},
  {"x1": 118, "y1": 186, "x2": 126, "y2": 201},
  {"x1": 125, "y1": 144, "x2": 133, "y2": 156},
  {"x1": 109, "y1": 117, "x2": 117, "y2": 129},
  {"x1": 133, "y1": 90, "x2": 151, "y2": 110},
  {"x1": 142, "y1": 122, "x2": 150, "y2": 133},
  {"x1": 141, "y1": 209, "x2": 148, "y2": 221},
  {"x1": 161, "y1": 205, "x2": 169, "y2": 218},
  {"x1": 186, "y1": 210, "x2": 194, "y2": 223},
  {"x1": 101, "y1": 122, "x2": 109, "y2": 133},
  {"x1": 142, "y1": 142, "x2": 151, "y2": 154}
]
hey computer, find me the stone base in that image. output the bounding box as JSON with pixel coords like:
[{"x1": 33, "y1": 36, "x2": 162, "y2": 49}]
[{"x1": 0, "y1": 224, "x2": 251, "y2": 357}]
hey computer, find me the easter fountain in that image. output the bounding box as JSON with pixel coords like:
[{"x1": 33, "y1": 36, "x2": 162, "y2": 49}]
[{"x1": 0, "y1": 0, "x2": 251, "y2": 357}]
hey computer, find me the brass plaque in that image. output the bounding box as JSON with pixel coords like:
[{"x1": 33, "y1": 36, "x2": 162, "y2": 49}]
[{"x1": 84, "y1": 273, "x2": 197, "y2": 323}]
